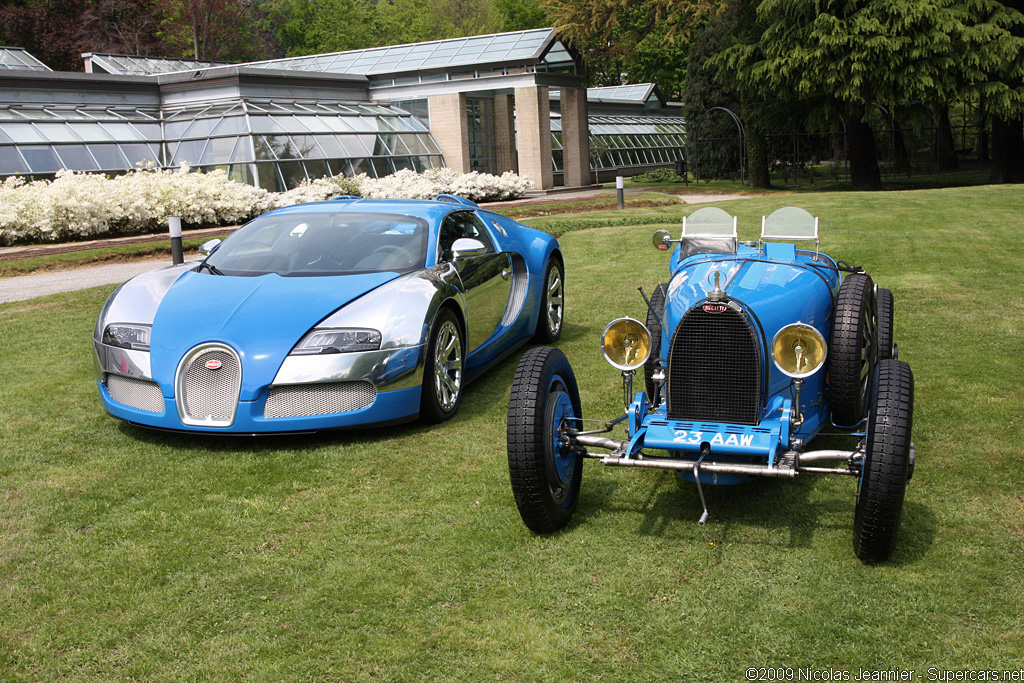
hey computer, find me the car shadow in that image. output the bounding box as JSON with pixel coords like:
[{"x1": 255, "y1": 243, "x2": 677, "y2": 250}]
[{"x1": 580, "y1": 462, "x2": 935, "y2": 562}]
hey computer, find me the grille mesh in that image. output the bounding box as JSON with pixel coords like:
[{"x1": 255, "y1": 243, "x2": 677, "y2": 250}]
[
  {"x1": 106, "y1": 373, "x2": 164, "y2": 413},
  {"x1": 264, "y1": 381, "x2": 376, "y2": 418},
  {"x1": 180, "y1": 348, "x2": 240, "y2": 422},
  {"x1": 667, "y1": 305, "x2": 761, "y2": 424}
]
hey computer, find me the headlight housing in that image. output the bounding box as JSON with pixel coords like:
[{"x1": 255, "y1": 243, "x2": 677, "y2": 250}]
[
  {"x1": 291, "y1": 328, "x2": 382, "y2": 355},
  {"x1": 771, "y1": 323, "x2": 827, "y2": 378},
  {"x1": 601, "y1": 318, "x2": 651, "y2": 371},
  {"x1": 102, "y1": 323, "x2": 152, "y2": 351}
]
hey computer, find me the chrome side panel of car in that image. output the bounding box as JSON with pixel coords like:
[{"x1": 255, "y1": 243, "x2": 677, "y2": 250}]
[
  {"x1": 93, "y1": 344, "x2": 153, "y2": 381},
  {"x1": 273, "y1": 345, "x2": 425, "y2": 392},
  {"x1": 314, "y1": 267, "x2": 465, "y2": 349},
  {"x1": 95, "y1": 262, "x2": 195, "y2": 333}
]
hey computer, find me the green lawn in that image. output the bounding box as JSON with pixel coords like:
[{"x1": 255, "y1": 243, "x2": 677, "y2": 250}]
[{"x1": 1, "y1": 185, "x2": 1022, "y2": 681}]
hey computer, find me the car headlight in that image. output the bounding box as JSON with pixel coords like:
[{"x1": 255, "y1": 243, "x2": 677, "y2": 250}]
[
  {"x1": 102, "y1": 323, "x2": 151, "y2": 351},
  {"x1": 771, "y1": 323, "x2": 827, "y2": 378},
  {"x1": 291, "y1": 328, "x2": 382, "y2": 355},
  {"x1": 601, "y1": 318, "x2": 651, "y2": 371}
]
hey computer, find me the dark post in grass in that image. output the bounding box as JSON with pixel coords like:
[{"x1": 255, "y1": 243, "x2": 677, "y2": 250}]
[
  {"x1": 616, "y1": 176, "x2": 624, "y2": 210},
  {"x1": 169, "y1": 216, "x2": 183, "y2": 265}
]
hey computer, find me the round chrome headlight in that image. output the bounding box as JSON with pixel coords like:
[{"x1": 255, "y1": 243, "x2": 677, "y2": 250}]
[
  {"x1": 771, "y1": 323, "x2": 827, "y2": 378},
  {"x1": 601, "y1": 317, "x2": 652, "y2": 371}
]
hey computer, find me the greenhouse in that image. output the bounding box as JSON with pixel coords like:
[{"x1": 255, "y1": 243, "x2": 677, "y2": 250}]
[{"x1": 1, "y1": 31, "x2": 687, "y2": 191}]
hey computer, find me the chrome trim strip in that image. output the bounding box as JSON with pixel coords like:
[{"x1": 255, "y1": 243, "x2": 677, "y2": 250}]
[{"x1": 272, "y1": 345, "x2": 425, "y2": 392}]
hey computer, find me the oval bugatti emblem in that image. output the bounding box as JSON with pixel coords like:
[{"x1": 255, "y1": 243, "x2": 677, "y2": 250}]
[
  {"x1": 702, "y1": 303, "x2": 729, "y2": 314},
  {"x1": 205, "y1": 359, "x2": 222, "y2": 370}
]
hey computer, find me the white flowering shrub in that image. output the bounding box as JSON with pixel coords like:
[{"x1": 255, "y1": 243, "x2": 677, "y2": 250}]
[{"x1": 0, "y1": 165, "x2": 533, "y2": 245}]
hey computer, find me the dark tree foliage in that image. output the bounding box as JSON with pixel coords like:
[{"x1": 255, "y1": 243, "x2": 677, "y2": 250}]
[
  {"x1": 0, "y1": 0, "x2": 90, "y2": 71},
  {"x1": 719, "y1": 0, "x2": 1024, "y2": 189}
]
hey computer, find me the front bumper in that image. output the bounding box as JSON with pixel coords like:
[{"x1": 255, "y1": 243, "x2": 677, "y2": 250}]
[
  {"x1": 98, "y1": 381, "x2": 423, "y2": 433},
  {"x1": 94, "y1": 341, "x2": 426, "y2": 433}
]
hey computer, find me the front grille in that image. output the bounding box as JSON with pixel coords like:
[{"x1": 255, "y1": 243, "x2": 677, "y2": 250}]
[
  {"x1": 264, "y1": 381, "x2": 376, "y2": 418},
  {"x1": 667, "y1": 303, "x2": 761, "y2": 424},
  {"x1": 177, "y1": 345, "x2": 241, "y2": 426},
  {"x1": 106, "y1": 373, "x2": 164, "y2": 413}
]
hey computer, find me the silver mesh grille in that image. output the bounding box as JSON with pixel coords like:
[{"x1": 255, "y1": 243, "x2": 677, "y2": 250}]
[
  {"x1": 264, "y1": 381, "x2": 376, "y2": 418},
  {"x1": 106, "y1": 373, "x2": 164, "y2": 413},
  {"x1": 178, "y1": 346, "x2": 240, "y2": 425}
]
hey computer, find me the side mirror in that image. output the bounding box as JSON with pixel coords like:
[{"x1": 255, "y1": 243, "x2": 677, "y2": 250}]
[
  {"x1": 451, "y1": 237, "x2": 487, "y2": 260},
  {"x1": 652, "y1": 230, "x2": 673, "y2": 251},
  {"x1": 200, "y1": 238, "x2": 222, "y2": 256}
]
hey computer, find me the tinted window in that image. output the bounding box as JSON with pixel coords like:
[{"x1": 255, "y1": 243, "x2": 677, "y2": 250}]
[
  {"x1": 203, "y1": 211, "x2": 428, "y2": 277},
  {"x1": 437, "y1": 211, "x2": 494, "y2": 261}
]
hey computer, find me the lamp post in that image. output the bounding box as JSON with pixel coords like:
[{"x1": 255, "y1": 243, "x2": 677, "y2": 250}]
[{"x1": 168, "y1": 216, "x2": 183, "y2": 265}]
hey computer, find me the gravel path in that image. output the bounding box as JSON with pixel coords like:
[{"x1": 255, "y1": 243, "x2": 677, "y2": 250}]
[
  {"x1": 0, "y1": 257, "x2": 194, "y2": 304},
  {"x1": 677, "y1": 193, "x2": 753, "y2": 203}
]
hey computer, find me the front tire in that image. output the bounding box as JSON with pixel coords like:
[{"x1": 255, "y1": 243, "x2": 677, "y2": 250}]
[
  {"x1": 829, "y1": 273, "x2": 876, "y2": 426},
  {"x1": 420, "y1": 308, "x2": 465, "y2": 423},
  {"x1": 643, "y1": 283, "x2": 667, "y2": 401},
  {"x1": 533, "y1": 259, "x2": 565, "y2": 343},
  {"x1": 853, "y1": 359, "x2": 914, "y2": 562},
  {"x1": 877, "y1": 288, "x2": 894, "y2": 361},
  {"x1": 507, "y1": 347, "x2": 584, "y2": 533}
]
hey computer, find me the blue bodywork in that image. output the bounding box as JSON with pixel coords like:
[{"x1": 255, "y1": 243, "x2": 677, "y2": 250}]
[
  {"x1": 629, "y1": 241, "x2": 841, "y2": 484},
  {"x1": 94, "y1": 197, "x2": 561, "y2": 433}
]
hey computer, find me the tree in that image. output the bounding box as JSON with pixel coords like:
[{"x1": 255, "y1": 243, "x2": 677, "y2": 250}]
[
  {"x1": 719, "y1": 0, "x2": 1024, "y2": 189},
  {"x1": 545, "y1": 0, "x2": 712, "y2": 94},
  {"x1": 159, "y1": 0, "x2": 278, "y2": 61},
  {"x1": 0, "y1": 0, "x2": 90, "y2": 71}
]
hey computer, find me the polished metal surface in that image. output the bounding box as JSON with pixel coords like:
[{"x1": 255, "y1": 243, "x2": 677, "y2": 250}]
[
  {"x1": 175, "y1": 343, "x2": 241, "y2": 427},
  {"x1": 543, "y1": 262, "x2": 564, "y2": 338},
  {"x1": 93, "y1": 343, "x2": 152, "y2": 381},
  {"x1": 95, "y1": 262, "x2": 195, "y2": 334},
  {"x1": 264, "y1": 381, "x2": 376, "y2": 418},
  {"x1": 499, "y1": 255, "x2": 528, "y2": 328},
  {"x1": 105, "y1": 373, "x2": 164, "y2": 413},
  {"x1": 273, "y1": 345, "x2": 423, "y2": 390},
  {"x1": 432, "y1": 318, "x2": 462, "y2": 411},
  {"x1": 454, "y1": 252, "x2": 512, "y2": 353}
]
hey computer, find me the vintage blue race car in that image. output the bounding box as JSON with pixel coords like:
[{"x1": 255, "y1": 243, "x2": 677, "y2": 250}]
[
  {"x1": 506, "y1": 206, "x2": 914, "y2": 562},
  {"x1": 94, "y1": 194, "x2": 563, "y2": 433}
]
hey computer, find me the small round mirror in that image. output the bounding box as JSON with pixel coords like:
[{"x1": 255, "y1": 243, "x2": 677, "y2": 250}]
[{"x1": 651, "y1": 230, "x2": 673, "y2": 251}]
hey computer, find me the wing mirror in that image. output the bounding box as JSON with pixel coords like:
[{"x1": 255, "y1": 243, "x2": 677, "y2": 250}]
[
  {"x1": 200, "y1": 238, "x2": 222, "y2": 256},
  {"x1": 451, "y1": 238, "x2": 487, "y2": 259},
  {"x1": 652, "y1": 230, "x2": 674, "y2": 251}
]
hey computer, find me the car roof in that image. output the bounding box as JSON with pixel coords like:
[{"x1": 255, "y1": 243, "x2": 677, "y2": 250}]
[{"x1": 266, "y1": 197, "x2": 471, "y2": 223}]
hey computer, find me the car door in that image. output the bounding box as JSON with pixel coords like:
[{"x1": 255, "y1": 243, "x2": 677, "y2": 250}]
[{"x1": 437, "y1": 210, "x2": 512, "y2": 354}]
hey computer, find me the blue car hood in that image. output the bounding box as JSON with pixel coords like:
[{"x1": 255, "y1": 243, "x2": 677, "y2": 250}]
[{"x1": 150, "y1": 271, "x2": 398, "y2": 399}]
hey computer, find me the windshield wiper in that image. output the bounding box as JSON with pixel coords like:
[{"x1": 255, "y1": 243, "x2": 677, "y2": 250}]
[{"x1": 196, "y1": 261, "x2": 225, "y2": 276}]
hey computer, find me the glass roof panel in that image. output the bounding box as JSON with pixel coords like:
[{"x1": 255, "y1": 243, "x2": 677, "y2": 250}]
[
  {"x1": 86, "y1": 53, "x2": 228, "y2": 75},
  {"x1": 0, "y1": 47, "x2": 51, "y2": 71},
  {"x1": 208, "y1": 28, "x2": 557, "y2": 77}
]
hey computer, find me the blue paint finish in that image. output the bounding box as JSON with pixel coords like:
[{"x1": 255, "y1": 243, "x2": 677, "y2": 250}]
[{"x1": 149, "y1": 270, "x2": 398, "y2": 400}]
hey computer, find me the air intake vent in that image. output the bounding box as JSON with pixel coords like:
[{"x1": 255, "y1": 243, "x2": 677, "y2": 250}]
[
  {"x1": 106, "y1": 373, "x2": 164, "y2": 413},
  {"x1": 667, "y1": 304, "x2": 761, "y2": 424},
  {"x1": 176, "y1": 344, "x2": 241, "y2": 426},
  {"x1": 264, "y1": 381, "x2": 376, "y2": 418}
]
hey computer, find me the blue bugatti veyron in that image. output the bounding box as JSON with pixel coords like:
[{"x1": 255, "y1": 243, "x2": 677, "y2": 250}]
[{"x1": 94, "y1": 194, "x2": 563, "y2": 433}]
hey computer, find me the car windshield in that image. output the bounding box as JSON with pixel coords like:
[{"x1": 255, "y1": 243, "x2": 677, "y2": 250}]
[{"x1": 202, "y1": 211, "x2": 429, "y2": 277}]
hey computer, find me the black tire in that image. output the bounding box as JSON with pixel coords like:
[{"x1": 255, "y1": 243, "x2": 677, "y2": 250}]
[
  {"x1": 507, "y1": 347, "x2": 584, "y2": 533},
  {"x1": 533, "y1": 258, "x2": 565, "y2": 343},
  {"x1": 643, "y1": 283, "x2": 667, "y2": 401},
  {"x1": 877, "y1": 288, "x2": 894, "y2": 361},
  {"x1": 829, "y1": 273, "x2": 876, "y2": 426},
  {"x1": 853, "y1": 359, "x2": 914, "y2": 563},
  {"x1": 419, "y1": 308, "x2": 465, "y2": 423}
]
